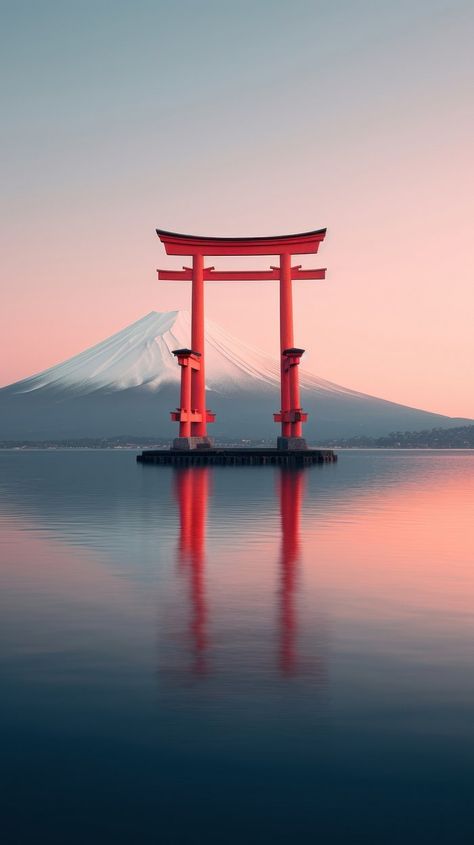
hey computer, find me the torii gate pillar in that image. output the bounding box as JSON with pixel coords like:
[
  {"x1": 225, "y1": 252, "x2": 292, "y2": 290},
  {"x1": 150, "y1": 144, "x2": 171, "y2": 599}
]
[{"x1": 276, "y1": 253, "x2": 307, "y2": 450}]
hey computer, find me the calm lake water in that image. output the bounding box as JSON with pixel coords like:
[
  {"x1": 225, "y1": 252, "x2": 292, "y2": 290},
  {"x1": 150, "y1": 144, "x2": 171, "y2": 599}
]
[{"x1": 0, "y1": 450, "x2": 473, "y2": 844}]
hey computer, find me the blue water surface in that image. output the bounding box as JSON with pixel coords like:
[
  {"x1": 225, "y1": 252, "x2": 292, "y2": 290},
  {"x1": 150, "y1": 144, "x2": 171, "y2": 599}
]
[{"x1": 0, "y1": 450, "x2": 473, "y2": 844}]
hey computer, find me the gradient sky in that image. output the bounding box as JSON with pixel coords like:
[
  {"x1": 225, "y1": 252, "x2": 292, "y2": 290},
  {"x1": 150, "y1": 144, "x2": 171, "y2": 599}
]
[{"x1": 1, "y1": 0, "x2": 473, "y2": 417}]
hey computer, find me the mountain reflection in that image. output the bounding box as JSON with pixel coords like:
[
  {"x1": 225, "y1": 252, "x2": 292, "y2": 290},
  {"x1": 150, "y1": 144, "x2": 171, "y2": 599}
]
[{"x1": 173, "y1": 466, "x2": 310, "y2": 677}]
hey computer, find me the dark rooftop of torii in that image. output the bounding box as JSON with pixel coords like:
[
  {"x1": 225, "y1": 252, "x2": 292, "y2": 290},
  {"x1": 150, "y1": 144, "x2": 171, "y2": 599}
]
[{"x1": 155, "y1": 227, "x2": 326, "y2": 252}]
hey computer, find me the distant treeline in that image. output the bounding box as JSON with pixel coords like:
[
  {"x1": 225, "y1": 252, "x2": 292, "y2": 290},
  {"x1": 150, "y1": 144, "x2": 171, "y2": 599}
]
[
  {"x1": 0, "y1": 435, "x2": 167, "y2": 449},
  {"x1": 319, "y1": 425, "x2": 474, "y2": 449},
  {"x1": 0, "y1": 435, "x2": 270, "y2": 449},
  {"x1": 1, "y1": 426, "x2": 473, "y2": 450}
]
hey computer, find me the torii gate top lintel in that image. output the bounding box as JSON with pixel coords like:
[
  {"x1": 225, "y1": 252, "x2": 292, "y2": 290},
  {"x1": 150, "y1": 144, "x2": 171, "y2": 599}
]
[{"x1": 156, "y1": 228, "x2": 326, "y2": 256}]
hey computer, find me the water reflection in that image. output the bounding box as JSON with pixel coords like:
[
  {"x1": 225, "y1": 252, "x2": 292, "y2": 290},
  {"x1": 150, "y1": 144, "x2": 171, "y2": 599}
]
[
  {"x1": 173, "y1": 466, "x2": 313, "y2": 677},
  {"x1": 278, "y1": 469, "x2": 304, "y2": 675},
  {"x1": 1, "y1": 452, "x2": 474, "y2": 844},
  {"x1": 174, "y1": 467, "x2": 210, "y2": 674}
]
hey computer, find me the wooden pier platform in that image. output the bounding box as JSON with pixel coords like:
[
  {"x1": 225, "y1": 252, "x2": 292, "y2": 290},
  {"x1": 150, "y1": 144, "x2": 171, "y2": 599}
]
[{"x1": 136, "y1": 448, "x2": 337, "y2": 467}]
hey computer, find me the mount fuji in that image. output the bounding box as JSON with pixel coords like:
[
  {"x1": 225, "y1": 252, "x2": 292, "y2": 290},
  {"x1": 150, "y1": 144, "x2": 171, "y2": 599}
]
[{"x1": 0, "y1": 310, "x2": 469, "y2": 441}]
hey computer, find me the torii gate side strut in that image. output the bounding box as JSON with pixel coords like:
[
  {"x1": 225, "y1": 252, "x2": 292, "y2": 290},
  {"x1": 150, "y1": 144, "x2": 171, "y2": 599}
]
[{"x1": 156, "y1": 228, "x2": 327, "y2": 451}]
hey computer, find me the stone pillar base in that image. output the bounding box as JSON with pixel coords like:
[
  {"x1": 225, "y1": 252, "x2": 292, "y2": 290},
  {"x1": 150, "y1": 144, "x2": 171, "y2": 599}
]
[
  {"x1": 173, "y1": 436, "x2": 214, "y2": 451},
  {"x1": 277, "y1": 436, "x2": 308, "y2": 451}
]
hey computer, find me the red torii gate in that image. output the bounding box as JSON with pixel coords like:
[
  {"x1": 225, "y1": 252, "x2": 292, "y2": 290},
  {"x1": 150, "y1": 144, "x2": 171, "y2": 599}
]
[{"x1": 156, "y1": 228, "x2": 327, "y2": 450}]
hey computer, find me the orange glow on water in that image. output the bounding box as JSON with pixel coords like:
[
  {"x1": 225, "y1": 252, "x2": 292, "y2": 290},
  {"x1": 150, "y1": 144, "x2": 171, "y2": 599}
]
[{"x1": 301, "y1": 467, "x2": 474, "y2": 635}]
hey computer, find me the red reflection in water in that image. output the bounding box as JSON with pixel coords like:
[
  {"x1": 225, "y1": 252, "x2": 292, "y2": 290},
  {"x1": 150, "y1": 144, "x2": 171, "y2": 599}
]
[
  {"x1": 278, "y1": 469, "x2": 304, "y2": 675},
  {"x1": 174, "y1": 466, "x2": 312, "y2": 678},
  {"x1": 174, "y1": 468, "x2": 209, "y2": 674}
]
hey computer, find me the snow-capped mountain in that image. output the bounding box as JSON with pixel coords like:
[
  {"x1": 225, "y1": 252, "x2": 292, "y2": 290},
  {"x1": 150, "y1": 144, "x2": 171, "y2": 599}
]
[
  {"x1": 0, "y1": 310, "x2": 469, "y2": 440},
  {"x1": 8, "y1": 310, "x2": 357, "y2": 397}
]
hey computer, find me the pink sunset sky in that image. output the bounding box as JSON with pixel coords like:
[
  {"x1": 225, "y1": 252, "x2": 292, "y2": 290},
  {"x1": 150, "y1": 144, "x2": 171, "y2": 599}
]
[{"x1": 1, "y1": 0, "x2": 473, "y2": 418}]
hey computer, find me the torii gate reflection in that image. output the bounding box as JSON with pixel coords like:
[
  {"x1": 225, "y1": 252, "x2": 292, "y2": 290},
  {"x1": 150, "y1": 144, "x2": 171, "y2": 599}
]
[
  {"x1": 278, "y1": 469, "x2": 304, "y2": 675},
  {"x1": 173, "y1": 467, "x2": 307, "y2": 675},
  {"x1": 173, "y1": 467, "x2": 209, "y2": 674}
]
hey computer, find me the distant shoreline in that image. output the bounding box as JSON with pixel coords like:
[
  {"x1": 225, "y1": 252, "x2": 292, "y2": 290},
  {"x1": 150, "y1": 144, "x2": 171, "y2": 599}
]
[
  {"x1": 1, "y1": 447, "x2": 473, "y2": 453},
  {"x1": 0, "y1": 424, "x2": 473, "y2": 452}
]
